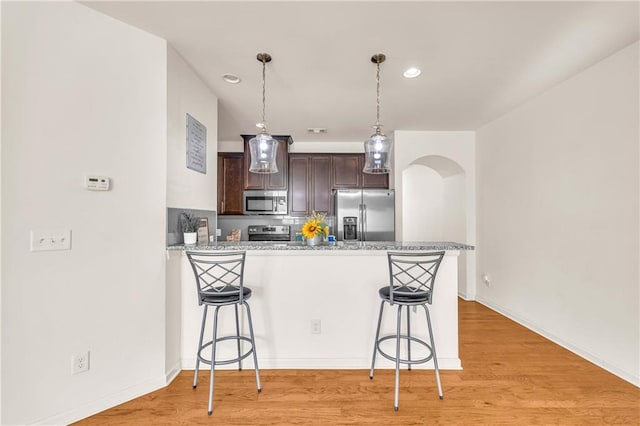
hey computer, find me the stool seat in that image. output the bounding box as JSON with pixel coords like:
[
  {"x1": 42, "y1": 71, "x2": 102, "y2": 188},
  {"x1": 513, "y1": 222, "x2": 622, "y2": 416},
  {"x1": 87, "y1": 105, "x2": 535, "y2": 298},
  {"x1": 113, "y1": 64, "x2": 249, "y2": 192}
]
[
  {"x1": 370, "y1": 251, "x2": 445, "y2": 411},
  {"x1": 200, "y1": 285, "x2": 252, "y2": 304},
  {"x1": 378, "y1": 285, "x2": 431, "y2": 304},
  {"x1": 186, "y1": 251, "x2": 261, "y2": 416}
]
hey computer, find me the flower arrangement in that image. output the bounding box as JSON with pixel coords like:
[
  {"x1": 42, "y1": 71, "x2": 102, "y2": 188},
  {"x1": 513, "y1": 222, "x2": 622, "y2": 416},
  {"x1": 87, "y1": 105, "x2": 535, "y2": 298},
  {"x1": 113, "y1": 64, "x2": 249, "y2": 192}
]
[{"x1": 301, "y1": 211, "x2": 330, "y2": 240}]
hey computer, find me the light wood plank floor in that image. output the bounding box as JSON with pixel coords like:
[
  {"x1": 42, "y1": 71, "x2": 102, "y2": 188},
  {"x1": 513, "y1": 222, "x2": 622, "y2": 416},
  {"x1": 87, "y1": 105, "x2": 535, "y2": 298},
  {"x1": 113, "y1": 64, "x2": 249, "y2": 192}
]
[{"x1": 75, "y1": 300, "x2": 639, "y2": 425}]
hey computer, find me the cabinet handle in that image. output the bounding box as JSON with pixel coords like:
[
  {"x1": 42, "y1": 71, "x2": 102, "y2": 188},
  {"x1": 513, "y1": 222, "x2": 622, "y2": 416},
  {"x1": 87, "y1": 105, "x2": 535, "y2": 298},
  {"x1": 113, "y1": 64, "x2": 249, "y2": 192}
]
[{"x1": 221, "y1": 201, "x2": 224, "y2": 214}]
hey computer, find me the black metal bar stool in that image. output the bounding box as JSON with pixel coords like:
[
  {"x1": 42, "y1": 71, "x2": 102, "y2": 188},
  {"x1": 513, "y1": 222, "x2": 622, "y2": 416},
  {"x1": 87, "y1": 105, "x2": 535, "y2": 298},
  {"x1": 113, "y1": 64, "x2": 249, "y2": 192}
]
[
  {"x1": 185, "y1": 251, "x2": 261, "y2": 415},
  {"x1": 369, "y1": 251, "x2": 446, "y2": 411}
]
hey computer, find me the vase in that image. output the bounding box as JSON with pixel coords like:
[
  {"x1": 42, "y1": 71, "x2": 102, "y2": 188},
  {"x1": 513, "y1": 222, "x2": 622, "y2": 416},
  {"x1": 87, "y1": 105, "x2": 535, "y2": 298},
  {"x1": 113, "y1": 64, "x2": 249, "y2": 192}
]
[
  {"x1": 183, "y1": 232, "x2": 197, "y2": 245},
  {"x1": 305, "y1": 235, "x2": 322, "y2": 246}
]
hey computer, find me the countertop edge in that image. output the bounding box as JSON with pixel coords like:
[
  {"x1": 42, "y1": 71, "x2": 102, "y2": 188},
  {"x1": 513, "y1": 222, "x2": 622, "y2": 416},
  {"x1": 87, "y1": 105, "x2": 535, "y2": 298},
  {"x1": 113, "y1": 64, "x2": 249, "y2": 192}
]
[{"x1": 167, "y1": 241, "x2": 475, "y2": 251}]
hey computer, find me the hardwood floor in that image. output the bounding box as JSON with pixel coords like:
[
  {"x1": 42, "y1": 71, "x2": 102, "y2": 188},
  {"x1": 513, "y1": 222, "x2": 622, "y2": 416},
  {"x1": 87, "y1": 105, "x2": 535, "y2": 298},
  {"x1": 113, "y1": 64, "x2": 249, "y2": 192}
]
[{"x1": 75, "y1": 300, "x2": 640, "y2": 425}]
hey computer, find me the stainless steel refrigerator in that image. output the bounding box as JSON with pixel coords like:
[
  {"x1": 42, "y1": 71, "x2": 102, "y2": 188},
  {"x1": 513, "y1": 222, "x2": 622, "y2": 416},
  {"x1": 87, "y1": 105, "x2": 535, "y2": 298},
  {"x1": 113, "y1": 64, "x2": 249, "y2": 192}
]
[{"x1": 334, "y1": 189, "x2": 395, "y2": 241}]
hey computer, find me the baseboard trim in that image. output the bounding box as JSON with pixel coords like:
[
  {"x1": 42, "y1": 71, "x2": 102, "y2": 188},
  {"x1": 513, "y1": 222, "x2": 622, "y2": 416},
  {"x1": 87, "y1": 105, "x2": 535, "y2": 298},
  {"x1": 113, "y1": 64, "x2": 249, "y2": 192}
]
[
  {"x1": 476, "y1": 296, "x2": 640, "y2": 387},
  {"x1": 165, "y1": 361, "x2": 182, "y2": 384},
  {"x1": 33, "y1": 375, "x2": 167, "y2": 425},
  {"x1": 458, "y1": 291, "x2": 474, "y2": 301}
]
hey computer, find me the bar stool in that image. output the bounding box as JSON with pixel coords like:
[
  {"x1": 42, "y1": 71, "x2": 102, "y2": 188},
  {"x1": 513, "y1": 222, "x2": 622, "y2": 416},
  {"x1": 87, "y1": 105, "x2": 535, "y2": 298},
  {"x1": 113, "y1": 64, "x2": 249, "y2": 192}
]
[
  {"x1": 185, "y1": 251, "x2": 261, "y2": 415},
  {"x1": 369, "y1": 251, "x2": 446, "y2": 411}
]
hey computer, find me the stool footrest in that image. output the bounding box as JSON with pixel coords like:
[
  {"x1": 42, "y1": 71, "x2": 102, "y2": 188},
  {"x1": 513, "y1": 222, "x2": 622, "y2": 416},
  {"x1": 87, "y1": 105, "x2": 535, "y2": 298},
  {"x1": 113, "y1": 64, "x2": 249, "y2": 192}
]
[
  {"x1": 197, "y1": 335, "x2": 255, "y2": 366},
  {"x1": 376, "y1": 334, "x2": 434, "y2": 365}
]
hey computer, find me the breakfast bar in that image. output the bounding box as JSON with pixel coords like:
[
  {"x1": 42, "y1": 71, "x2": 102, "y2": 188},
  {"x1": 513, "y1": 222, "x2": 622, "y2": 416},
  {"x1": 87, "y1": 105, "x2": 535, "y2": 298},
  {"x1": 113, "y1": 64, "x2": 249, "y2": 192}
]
[{"x1": 168, "y1": 241, "x2": 473, "y2": 371}]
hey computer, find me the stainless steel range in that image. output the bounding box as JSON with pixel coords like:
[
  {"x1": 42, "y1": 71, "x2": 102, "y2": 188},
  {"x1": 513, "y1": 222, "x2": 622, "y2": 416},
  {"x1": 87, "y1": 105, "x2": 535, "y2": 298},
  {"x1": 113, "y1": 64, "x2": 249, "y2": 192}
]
[{"x1": 247, "y1": 225, "x2": 291, "y2": 241}]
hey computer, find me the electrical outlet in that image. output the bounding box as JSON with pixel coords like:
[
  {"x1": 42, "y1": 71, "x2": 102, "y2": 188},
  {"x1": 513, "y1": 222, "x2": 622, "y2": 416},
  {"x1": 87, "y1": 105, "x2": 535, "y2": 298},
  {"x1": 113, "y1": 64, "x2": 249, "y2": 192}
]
[
  {"x1": 72, "y1": 351, "x2": 90, "y2": 375},
  {"x1": 310, "y1": 319, "x2": 321, "y2": 334},
  {"x1": 482, "y1": 274, "x2": 491, "y2": 287},
  {"x1": 216, "y1": 228, "x2": 222, "y2": 237}
]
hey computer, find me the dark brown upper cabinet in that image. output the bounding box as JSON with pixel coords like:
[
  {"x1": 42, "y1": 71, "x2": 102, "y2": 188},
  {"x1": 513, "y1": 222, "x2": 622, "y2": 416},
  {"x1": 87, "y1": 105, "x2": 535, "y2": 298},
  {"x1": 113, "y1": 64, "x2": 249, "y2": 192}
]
[
  {"x1": 217, "y1": 153, "x2": 244, "y2": 215},
  {"x1": 289, "y1": 154, "x2": 331, "y2": 217},
  {"x1": 331, "y1": 154, "x2": 361, "y2": 188},
  {"x1": 331, "y1": 154, "x2": 388, "y2": 189},
  {"x1": 242, "y1": 135, "x2": 291, "y2": 190}
]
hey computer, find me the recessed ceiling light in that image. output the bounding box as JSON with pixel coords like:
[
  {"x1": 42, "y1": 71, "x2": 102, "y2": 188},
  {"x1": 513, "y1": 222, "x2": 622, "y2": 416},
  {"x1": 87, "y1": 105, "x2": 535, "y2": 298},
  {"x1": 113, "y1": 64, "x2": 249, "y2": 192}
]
[
  {"x1": 223, "y1": 74, "x2": 241, "y2": 84},
  {"x1": 403, "y1": 67, "x2": 421, "y2": 79},
  {"x1": 307, "y1": 128, "x2": 327, "y2": 134}
]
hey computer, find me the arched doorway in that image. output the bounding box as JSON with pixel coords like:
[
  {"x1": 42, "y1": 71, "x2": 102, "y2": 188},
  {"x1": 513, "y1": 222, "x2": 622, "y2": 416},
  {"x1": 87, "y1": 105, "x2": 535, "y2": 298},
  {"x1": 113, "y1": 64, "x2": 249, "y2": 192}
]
[{"x1": 401, "y1": 155, "x2": 469, "y2": 296}]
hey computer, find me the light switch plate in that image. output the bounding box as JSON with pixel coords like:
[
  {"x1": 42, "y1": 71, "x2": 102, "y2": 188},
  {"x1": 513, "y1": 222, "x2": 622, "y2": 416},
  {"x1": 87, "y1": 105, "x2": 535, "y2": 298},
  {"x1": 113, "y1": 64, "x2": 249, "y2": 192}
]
[{"x1": 30, "y1": 229, "x2": 72, "y2": 251}]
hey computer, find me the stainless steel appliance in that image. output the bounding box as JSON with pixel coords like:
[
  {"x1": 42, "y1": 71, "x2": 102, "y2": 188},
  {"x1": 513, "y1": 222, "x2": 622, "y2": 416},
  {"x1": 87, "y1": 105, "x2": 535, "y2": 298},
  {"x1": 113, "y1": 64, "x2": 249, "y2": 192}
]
[
  {"x1": 334, "y1": 189, "x2": 395, "y2": 241},
  {"x1": 247, "y1": 225, "x2": 291, "y2": 241},
  {"x1": 243, "y1": 190, "x2": 287, "y2": 215}
]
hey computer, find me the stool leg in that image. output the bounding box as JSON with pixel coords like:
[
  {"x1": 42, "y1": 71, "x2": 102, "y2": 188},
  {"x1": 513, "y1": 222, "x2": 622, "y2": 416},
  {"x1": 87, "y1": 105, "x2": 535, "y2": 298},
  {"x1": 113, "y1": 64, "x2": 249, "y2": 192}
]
[
  {"x1": 406, "y1": 306, "x2": 412, "y2": 371},
  {"x1": 208, "y1": 306, "x2": 220, "y2": 415},
  {"x1": 394, "y1": 305, "x2": 402, "y2": 411},
  {"x1": 193, "y1": 305, "x2": 208, "y2": 389},
  {"x1": 244, "y1": 301, "x2": 262, "y2": 392},
  {"x1": 424, "y1": 305, "x2": 443, "y2": 400},
  {"x1": 369, "y1": 301, "x2": 385, "y2": 379},
  {"x1": 234, "y1": 304, "x2": 242, "y2": 371}
]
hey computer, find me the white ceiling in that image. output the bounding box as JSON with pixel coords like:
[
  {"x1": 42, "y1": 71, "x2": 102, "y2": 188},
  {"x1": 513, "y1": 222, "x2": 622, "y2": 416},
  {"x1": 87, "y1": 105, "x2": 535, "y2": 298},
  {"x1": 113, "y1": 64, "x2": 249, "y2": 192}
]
[{"x1": 82, "y1": 1, "x2": 639, "y2": 144}]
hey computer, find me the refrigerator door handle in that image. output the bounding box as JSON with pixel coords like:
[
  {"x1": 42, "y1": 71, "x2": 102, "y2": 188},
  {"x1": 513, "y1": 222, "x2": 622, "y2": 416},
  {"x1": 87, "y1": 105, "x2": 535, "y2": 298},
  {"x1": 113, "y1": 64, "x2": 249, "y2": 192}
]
[
  {"x1": 362, "y1": 203, "x2": 367, "y2": 241},
  {"x1": 358, "y1": 204, "x2": 362, "y2": 241}
]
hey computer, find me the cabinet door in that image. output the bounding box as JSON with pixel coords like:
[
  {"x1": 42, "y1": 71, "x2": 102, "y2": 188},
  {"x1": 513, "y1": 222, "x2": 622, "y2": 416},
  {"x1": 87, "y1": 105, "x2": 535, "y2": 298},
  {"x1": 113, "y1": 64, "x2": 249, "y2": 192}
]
[
  {"x1": 265, "y1": 138, "x2": 289, "y2": 190},
  {"x1": 361, "y1": 153, "x2": 389, "y2": 188},
  {"x1": 310, "y1": 155, "x2": 331, "y2": 214},
  {"x1": 331, "y1": 155, "x2": 361, "y2": 188},
  {"x1": 243, "y1": 135, "x2": 289, "y2": 190},
  {"x1": 217, "y1": 153, "x2": 244, "y2": 215},
  {"x1": 288, "y1": 155, "x2": 310, "y2": 216}
]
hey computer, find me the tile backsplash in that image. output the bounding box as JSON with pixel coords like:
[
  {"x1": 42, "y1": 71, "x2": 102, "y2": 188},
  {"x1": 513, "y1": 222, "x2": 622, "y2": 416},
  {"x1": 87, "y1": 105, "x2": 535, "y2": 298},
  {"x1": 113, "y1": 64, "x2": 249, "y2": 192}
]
[
  {"x1": 167, "y1": 207, "x2": 217, "y2": 246},
  {"x1": 217, "y1": 215, "x2": 335, "y2": 241}
]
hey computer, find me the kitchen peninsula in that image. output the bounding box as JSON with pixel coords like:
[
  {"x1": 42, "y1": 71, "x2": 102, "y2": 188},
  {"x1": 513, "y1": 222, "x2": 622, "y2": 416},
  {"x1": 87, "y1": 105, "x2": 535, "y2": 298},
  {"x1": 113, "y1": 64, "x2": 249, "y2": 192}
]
[{"x1": 168, "y1": 241, "x2": 473, "y2": 371}]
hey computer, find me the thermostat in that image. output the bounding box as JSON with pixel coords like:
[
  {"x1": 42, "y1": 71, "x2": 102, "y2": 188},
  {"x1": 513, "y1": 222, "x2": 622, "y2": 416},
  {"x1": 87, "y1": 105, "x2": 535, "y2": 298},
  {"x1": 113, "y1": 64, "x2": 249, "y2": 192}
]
[{"x1": 84, "y1": 175, "x2": 110, "y2": 191}]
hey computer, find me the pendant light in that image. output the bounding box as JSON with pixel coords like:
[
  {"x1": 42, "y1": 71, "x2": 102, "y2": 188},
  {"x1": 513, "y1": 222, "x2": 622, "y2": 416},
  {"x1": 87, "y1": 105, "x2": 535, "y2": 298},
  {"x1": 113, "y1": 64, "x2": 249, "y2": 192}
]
[
  {"x1": 249, "y1": 53, "x2": 278, "y2": 174},
  {"x1": 363, "y1": 53, "x2": 392, "y2": 174}
]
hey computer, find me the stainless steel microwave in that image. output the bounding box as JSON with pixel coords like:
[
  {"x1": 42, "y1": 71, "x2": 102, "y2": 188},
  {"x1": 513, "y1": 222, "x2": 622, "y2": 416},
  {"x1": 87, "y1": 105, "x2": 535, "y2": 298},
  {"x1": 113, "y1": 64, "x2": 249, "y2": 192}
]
[{"x1": 243, "y1": 190, "x2": 288, "y2": 215}]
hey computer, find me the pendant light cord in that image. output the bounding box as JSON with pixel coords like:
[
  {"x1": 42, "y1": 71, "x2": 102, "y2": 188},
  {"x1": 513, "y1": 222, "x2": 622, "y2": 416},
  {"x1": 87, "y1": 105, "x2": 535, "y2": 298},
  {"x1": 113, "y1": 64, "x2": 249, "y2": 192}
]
[
  {"x1": 375, "y1": 61, "x2": 381, "y2": 128},
  {"x1": 261, "y1": 57, "x2": 267, "y2": 129}
]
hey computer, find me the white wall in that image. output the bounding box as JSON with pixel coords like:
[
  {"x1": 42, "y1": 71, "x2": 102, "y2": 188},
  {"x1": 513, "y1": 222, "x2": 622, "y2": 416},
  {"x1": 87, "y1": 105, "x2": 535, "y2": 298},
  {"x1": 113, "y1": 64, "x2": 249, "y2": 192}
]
[
  {"x1": 394, "y1": 131, "x2": 476, "y2": 298},
  {"x1": 476, "y1": 41, "x2": 639, "y2": 386},
  {"x1": 403, "y1": 165, "x2": 444, "y2": 240},
  {"x1": 166, "y1": 46, "x2": 218, "y2": 379},
  {"x1": 0, "y1": 3, "x2": 3, "y2": 420},
  {"x1": 1, "y1": 3, "x2": 168, "y2": 424},
  {"x1": 167, "y1": 47, "x2": 218, "y2": 210}
]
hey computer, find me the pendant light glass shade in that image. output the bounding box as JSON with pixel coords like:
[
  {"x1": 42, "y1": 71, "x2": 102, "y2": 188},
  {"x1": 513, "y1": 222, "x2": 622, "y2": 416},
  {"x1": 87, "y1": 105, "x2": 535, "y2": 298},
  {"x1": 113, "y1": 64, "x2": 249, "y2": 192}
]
[
  {"x1": 363, "y1": 128, "x2": 391, "y2": 174},
  {"x1": 249, "y1": 131, "x2": 278, "y2": 173},
  {"x1": 249, "y1": 52, "x2": 278, "y2": 174},
  {"x1": 363, "y1": 53, "x2": 392, "y2": 175}
]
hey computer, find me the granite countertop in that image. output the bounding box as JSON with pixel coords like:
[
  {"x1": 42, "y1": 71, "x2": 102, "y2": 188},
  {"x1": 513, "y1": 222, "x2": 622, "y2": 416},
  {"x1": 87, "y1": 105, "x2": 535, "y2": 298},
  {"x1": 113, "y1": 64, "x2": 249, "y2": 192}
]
[{"x1": 167, "y1": 241, "x2": 474, "y2": 251}]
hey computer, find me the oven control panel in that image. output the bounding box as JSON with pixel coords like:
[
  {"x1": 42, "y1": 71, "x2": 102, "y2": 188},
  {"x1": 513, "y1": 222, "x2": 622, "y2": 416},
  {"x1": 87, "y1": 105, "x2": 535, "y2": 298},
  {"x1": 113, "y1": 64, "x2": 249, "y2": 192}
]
[{"x1": 248, "y1": 225, "x2": 291, "y2": 241}]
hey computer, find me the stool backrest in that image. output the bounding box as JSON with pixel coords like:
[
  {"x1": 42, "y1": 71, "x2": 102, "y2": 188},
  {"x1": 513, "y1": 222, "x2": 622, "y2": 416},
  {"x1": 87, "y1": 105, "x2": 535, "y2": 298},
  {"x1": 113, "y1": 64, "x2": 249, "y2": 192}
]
[
  {"x1": 185, "y1": 251, "x2": 246, "y2": 305},
  {"x1": 387, "y1": 251, "x2": 446, "y2": 305}
]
